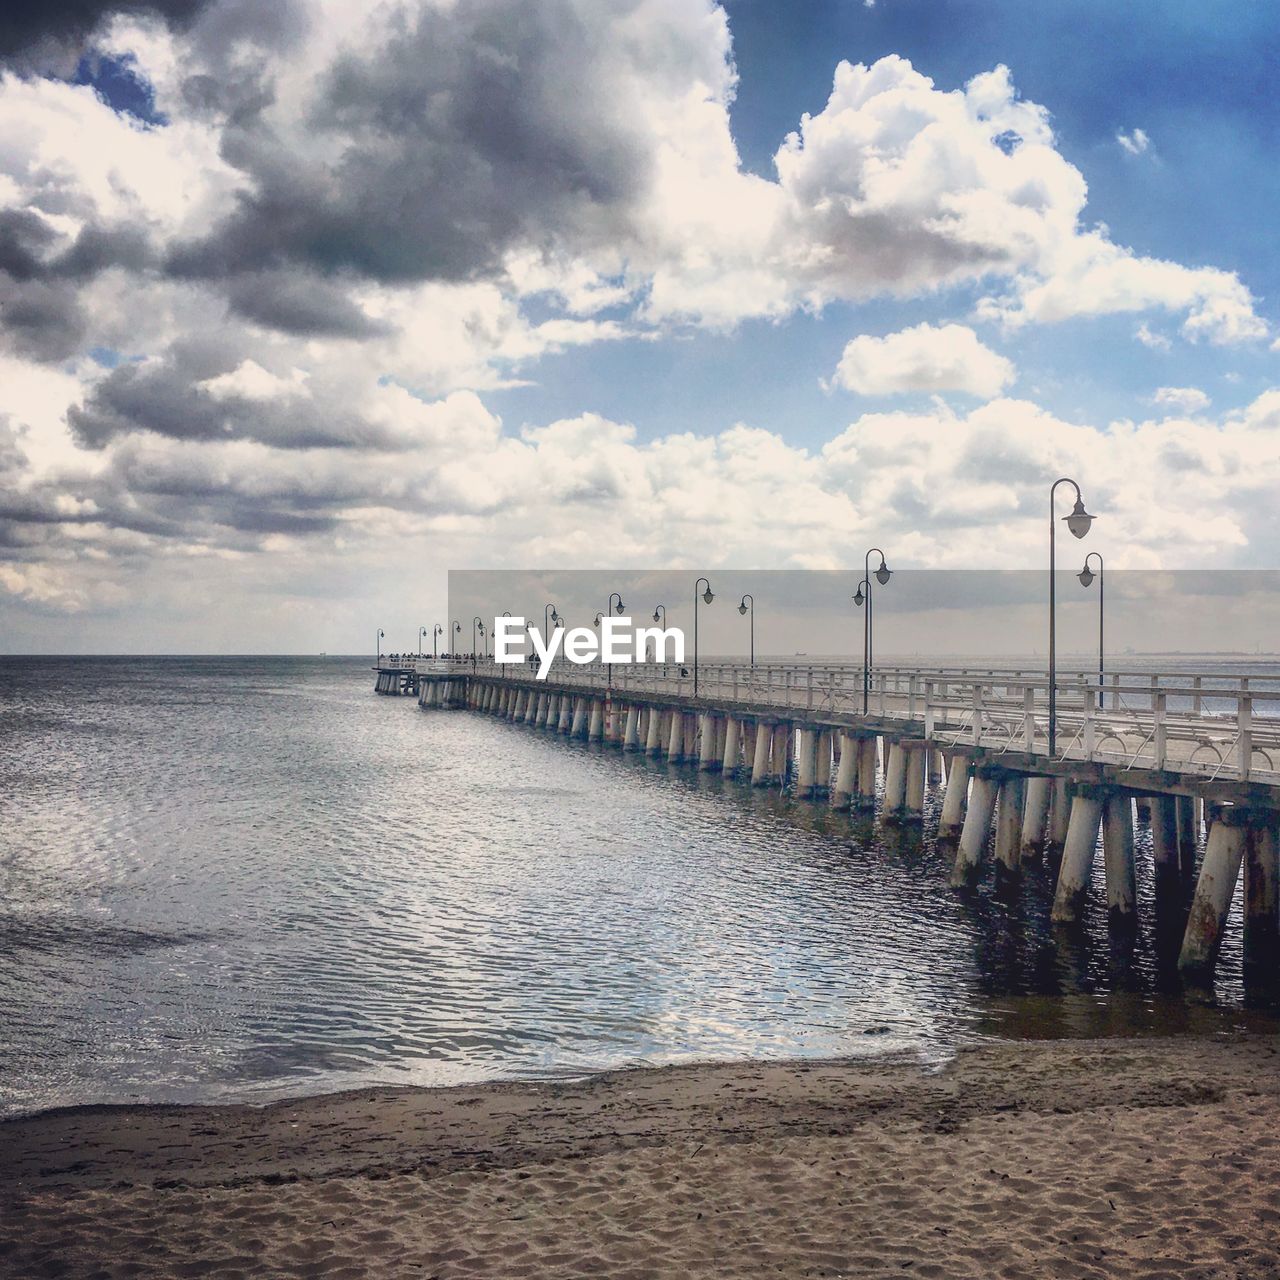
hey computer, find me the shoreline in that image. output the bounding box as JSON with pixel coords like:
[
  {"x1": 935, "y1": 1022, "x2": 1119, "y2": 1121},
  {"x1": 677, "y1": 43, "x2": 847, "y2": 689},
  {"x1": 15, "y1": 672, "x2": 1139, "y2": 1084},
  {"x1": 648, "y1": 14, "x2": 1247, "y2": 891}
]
[{"x1": 4, "y1": 1034, "x2": 1280, "y2": 1276}]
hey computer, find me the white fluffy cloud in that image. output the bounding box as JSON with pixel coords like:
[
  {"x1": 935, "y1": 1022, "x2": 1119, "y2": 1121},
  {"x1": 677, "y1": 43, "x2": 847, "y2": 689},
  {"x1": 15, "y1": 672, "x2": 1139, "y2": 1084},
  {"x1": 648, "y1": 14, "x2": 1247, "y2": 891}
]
[
  {"x1": 830, "y1": 323, "x2": 1014, "y2": 398},
  {"x1": 1116, "y1": 127, "x2": 1150, "y2": 156},
  {"x1": 1152, "y1": 386, "x2": 1210, "y2": 415}
]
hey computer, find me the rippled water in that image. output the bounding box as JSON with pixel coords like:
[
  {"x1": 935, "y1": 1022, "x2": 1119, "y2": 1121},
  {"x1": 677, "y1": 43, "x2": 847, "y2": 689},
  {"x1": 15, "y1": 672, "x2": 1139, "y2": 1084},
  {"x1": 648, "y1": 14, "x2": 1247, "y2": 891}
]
[{"x1": 0, "y1": 656, "x2": 1273, "y2": 1117}]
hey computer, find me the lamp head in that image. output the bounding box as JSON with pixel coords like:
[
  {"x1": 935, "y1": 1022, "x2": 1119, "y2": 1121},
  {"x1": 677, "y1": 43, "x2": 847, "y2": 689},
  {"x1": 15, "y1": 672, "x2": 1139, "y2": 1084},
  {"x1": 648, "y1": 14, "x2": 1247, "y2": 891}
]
[
  {"x1": 875, "y1": 559, "x2": 891, "y2": 586},
  {"x1": 738, "y1": 602, "x2": 747, "y2": 615},
  {"x1": 593, "y1": 612, "x2": 602, "y2": 627},
  {"x1": 853, "y1": 586, "x2": 865, "y2": 607},
  {"x1": 702, "y1": 587, "x2": 714, "y2": 604},
  {"x1": 653, "y1": 608, "x2": 661, "y2": 622},
  {"x1": 1065, "y1": 497, "x2": 1094, "y2": 539},
  {"x1": 1078, "y1": 566, "x2": 1095, "y2": 588},
  {"x1": 615, "y1": 598, "x2": 625, "y2": 615}
]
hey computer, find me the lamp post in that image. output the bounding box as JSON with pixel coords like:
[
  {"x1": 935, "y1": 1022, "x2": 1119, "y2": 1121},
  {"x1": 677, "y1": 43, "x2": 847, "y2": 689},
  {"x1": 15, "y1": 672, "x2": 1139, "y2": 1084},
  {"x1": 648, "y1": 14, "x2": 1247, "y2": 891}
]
[
  {"x1": 418, "y1": 626, "x2": 428, "y2": 656},
  {"x1": 693, "y1": 577, "x2": 713, "y2": 697},
  {"x1": 543, "y1": 603, "x2": 562, "y2": 638},
  {"x1": 853, "y1": 549, "x2": 891, "y2": 714},
  {"x1": 738, "y1": 594, "x2": 754, "y2": 666},
  {"x1": 432, "y1": 623, "x2": 443, "y2": 658},
  {"x1": 593, "y1": 593, "x2": 625, "y2": 689},
  {"x1": 1049, "y1": 477, "x2": 1095, "y2": 756},
  {"x1": 1078, "y1": 551, "x2": 1105, "y2": 710},
  {"x1": 471, "y1": 616, "x2": 485, "y2": 666},
  {"x1": 452, "y1": 620, "x2": 461, "y2": 660},
  {"x1": 376, "y1": 628, "x2": 384, "y2": 664}
]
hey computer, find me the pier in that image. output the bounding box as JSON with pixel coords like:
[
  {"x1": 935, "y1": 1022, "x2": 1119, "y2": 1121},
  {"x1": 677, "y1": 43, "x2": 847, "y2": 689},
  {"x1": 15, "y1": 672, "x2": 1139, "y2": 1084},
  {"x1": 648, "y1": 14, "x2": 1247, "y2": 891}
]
[{"x1": 384, "y1": 655, "x2": 1280, "y2": 988}]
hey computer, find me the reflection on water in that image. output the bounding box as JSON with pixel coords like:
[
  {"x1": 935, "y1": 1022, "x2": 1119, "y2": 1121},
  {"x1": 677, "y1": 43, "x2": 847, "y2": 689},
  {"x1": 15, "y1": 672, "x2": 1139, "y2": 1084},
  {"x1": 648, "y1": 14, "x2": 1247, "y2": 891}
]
[{"x1": 0, "y1": 656, "x2": 1272, "y2": 1117}]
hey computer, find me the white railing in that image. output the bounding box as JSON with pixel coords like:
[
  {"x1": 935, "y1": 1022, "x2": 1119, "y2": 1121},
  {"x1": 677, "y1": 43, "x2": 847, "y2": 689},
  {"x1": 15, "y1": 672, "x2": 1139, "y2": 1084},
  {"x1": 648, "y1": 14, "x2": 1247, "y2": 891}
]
[{"x1": 458, "y1": 658, "x2": 1280, "y2": 785}]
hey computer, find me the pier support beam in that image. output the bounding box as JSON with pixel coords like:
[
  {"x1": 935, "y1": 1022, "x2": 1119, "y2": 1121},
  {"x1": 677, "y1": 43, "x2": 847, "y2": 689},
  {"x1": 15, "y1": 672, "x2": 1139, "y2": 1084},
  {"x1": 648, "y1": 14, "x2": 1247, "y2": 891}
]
[
  {"x1": 1177, "y1": 797, "x2": 1198, "y2": 882},
  {"x1": 1180, "y1": 807, "x2": 1250, "y2": 983},
  {"x1": 854, "y1": 737, "x2": 878, "y2": 810},
  {"x1": 1103, "y1": 792, "x2": 1138, "y2": 931},
  {"x1": 751, "y1": 723, "x2": 772, "y2": 786},
  {"x1": 832, "y1": 733, "x2": 857, "y2": 808},
  {"x1": 796, "y1": 728, "x2": 818, "y2": 797},
  {"x1": 1020, "y1": 777, "x2": 1050, "y2": 864},
  {"x1": 1047, "y1": 779, "x2": 1071, "y2": 866},
  {"x1": 667, "y1": 709, "x2": 684, "y2": 762},
  {"x1": 699, "y1": 714, "x2": 719, "y2": 771},
  {"x1": 558, "y1": 696, "x2": 573, "y2": 734},
  {"x1": 623, "y1": 704, "x2": 639, "y2": 751},
  {"x1": 904, "y1": 743, "x2": 926, "y2": 820},
  {"x1": 570, "y1": 696, "x2": 588, "y2": 739},
  {"x1": 722, "y1": 718, "x2": 741, "y2": 776},
  {"x1": 1245, "y1": 820, "x2": 1280, "y2": 979},
  {"x1": 882, "y1": 742, "x2": 907, "y2": 819},
  {"x1": 770, "y1": 725, "x2": 790, "y2": 786},
  {"x1": 951, "y1": 773, "x2": 999, "y2": 887},
  {"x1": 938, "y1": 755, "x2": 969, "y2": 840},
  {"x1": 994, "y1": 776, "x2": 1025, "y2": 884},
  {"x1": 645, "y1": 706, "x2": 664, "y2": 755},
  {"x1": 1051, "y1": 790, "x2": 1105, "y2": 925},
  {"x1": 816, "y1": 732, "x2": 833, "y2": 794},
  {"x1": 588, "y1": 699, "x2": 604, "y2": 742}
]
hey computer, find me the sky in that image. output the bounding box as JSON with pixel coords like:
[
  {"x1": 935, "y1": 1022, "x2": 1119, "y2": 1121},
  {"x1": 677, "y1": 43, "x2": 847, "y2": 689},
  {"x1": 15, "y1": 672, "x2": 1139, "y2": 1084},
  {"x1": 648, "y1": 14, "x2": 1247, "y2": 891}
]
[{"x1": 0, "y1": 0, "x2": 1278, "y2": 653}]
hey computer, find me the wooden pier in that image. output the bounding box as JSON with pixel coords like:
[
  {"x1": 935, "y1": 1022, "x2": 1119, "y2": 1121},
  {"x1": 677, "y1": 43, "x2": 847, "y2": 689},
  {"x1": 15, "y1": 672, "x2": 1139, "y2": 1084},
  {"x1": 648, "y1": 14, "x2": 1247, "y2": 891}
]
[{"x1": 396, "y1": 657, "x2": 1280, "y2": 988}]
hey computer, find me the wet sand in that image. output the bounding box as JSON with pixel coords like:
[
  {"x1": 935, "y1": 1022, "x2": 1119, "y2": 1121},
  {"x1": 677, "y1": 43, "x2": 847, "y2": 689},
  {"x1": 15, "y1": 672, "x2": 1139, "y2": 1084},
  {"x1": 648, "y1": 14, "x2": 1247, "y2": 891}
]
[{"x1": 3, "y1": 1035, "x2": 1280, "y2": 1278}]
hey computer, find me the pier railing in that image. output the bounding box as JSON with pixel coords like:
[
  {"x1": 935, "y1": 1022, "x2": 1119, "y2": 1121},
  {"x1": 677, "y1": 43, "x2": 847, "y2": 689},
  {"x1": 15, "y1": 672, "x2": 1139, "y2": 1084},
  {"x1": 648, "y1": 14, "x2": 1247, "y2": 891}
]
[{"x1": 452, "y1": 659, "x2": 1280, "y2": 785}]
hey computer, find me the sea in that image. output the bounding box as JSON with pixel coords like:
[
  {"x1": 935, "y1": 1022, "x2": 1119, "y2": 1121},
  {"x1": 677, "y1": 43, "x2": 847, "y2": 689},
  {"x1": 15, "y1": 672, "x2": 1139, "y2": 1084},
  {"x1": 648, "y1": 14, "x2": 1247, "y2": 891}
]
[{"x1": 1, "y1": 654, "x2": 1275, "y2": 1118}]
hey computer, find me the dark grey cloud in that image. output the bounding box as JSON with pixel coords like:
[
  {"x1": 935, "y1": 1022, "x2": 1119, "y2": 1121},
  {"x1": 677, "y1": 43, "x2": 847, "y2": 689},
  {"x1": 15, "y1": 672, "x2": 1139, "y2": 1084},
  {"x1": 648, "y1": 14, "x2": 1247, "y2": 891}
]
[
  {"x1": 0, "y1": 0, "x2": 211, "y2": 59},
  {"x1": 225, "y1": 270, "x2": 390, "y2": 338},
  {"x1": 168, "y1": 0, "x2": 653, "y2": 286},
  {"x1": 67, "y1": 337, "x2": 410, "y2": 450},
  {"x1": 0, "y1": 279, "x2": 87, "y2": 360}
]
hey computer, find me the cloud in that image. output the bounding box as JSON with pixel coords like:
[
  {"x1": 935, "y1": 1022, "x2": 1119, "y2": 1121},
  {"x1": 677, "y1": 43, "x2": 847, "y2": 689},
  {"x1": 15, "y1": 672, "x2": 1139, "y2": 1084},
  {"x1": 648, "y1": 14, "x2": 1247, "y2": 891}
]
[
  {"x1": 1151, "y1": 386, "x2": 1210, "y2": 415},
  {"x1": 0, "y1": 0, "x2": 213, "y2": 62},
  {"x1": 829, "y1": 323, "x2": 1014, "y2": 398},
  {"x1": 1116, "y1": 127, "x2": 1150, "y2": 156},
  {"x1": 1136, "y1": 323, "x2": 1172, "y2": 351}
]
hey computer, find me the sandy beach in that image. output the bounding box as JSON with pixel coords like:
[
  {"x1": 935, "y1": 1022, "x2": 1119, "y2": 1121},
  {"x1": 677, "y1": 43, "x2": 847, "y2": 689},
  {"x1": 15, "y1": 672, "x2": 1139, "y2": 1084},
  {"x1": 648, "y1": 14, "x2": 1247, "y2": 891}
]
[{"x1": 3, "y1": 1035, "x2": 1280, "y2": 1278}]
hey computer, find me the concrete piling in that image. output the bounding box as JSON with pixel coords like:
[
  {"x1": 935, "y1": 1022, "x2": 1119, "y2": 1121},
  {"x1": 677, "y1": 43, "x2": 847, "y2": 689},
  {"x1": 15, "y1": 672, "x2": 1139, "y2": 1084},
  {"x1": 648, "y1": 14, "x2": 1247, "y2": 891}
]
[
  {"x1": 883, "y1": 742, "x2": 907, "y2": 818},
  {"x1": 1103, "y1": 792, "x2": 1138, "y2": 931},
  {"x1": 1245, "y1": 820, "x2": 1280, "y2": 979},
  {"x1": 994, "y1": 776, "x2": 1025, "y2": 883},
  {"x1": 1047, "y1": 779, "x2": 1071, "y2": 865},
  {"x1": 951, "y1": 773, "x2": 998, "y2": 887},
  {"x1": 938, "y1": 755, "x2": 968, "y2": 840},
  {"x1": 855, "y1": 736, "x2": 878, "y2": 810},
  {"x1": 1021, "y1": 777, "x2": 1050, "y2": 864},
  {"x1": 623, "y1": 704, "x2": 639, "y2": 751},
  {"x1": 833, "y1": 733, "x2": 857, "y2": 808},
  {"x1": 771, "y1": 725, "x2": 790, "y2": 786},
  {"x1": 1051, "y1": 790, "x2": 1104, "y2": 925},
  {"x1": 904, "y1": 743, "x2": 926, "y2": 820},
  {"x1": 1180, "y1": 806, "x2": 1250, "y2": 983},
  {"x1": 667, "y1": 709, "x2": 684, "y2": 762},
  {"x1": 699, "y1": 713, "x2": 719, "y2": 771},
  {"x1": 751, "y1": 722, "x2": 772, "y2": 786},
  {"x1": 796, "y1": 728, "x2": 818, "y2": 797},
  {"x1": 722, "y1": 717, "x2": 741, "y2": 776}
]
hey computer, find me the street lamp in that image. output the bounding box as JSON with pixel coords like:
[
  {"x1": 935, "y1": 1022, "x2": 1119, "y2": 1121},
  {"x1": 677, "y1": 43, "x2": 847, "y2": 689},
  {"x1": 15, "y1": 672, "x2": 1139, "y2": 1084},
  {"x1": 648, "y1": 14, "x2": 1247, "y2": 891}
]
[
  {"x1": 419, "y1": 626, "x2": 428, "y2": 656},
  {"x1": 1078, "y1": 551, "x2": 1105, "y2": 709},
  {"x1": 472, "y1": 616, "x2": 485, "y2": 665},
  {"x1": 376, "y1": 627, "x2": 384, "y2": 663},
  {"x1": 1049, "y1": 477, "x2": 1095, "y2": 755},
  {"x1": 593, "y1": 593, "x2": 625, "y2": 687},
  {"x1": 452, "y1": 620, "x2": 461, "y2": 660},
  {"x1": 853, "y1": 549, "x2": 891, "y2": 714},
  {"x1": 542, "y1": 603, "x2": 562, "y2": 639},
  {"x1": 738, "y1": 594, "x2": 754, "y2": 666},
  {"x1": 694, "y1": 577, "x2": 713, "y2": 697},
  {"x1": 432, "y1": 623, "x2": 443, "y2": 658}
]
